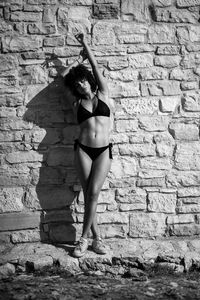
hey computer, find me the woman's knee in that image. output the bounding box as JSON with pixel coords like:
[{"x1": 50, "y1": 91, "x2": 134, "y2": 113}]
[{"x1": 87, "y1": 187, "x2": 100, "y2": 202}]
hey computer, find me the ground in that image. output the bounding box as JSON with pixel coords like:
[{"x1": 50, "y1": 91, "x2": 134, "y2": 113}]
[
  {"x1": 1, "y1": 270, "x2": 200, "y2": 300},
  {"x1": 1, "y1": 238, "x2": 200, "y2": 299}
]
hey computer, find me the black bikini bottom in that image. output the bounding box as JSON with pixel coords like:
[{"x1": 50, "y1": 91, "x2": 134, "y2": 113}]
[{"x1": 74, "y1": 139, "x2": 113, "y2": 161}]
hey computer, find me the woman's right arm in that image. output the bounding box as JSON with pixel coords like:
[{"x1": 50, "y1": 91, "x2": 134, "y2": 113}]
[{"x1": 60, "y1": 54, "x2": 83, "y2": 78}]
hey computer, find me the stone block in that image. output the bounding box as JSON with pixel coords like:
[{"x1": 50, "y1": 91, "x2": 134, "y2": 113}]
[
  {"x1": 148, "y1": 192, "x2": 177, "y2": 213},
  {"x1": 115, "y1": 119, "x2": 138, "y2": 132},
  {"x1": 176, "y1": 27, "x2": 190, "y2": 44},
  {"x1": 140, "y1": 157, "x2": 172, "y2": 170},
  {"x1": 32, "y1": 128, "x2": 61, "y2": 144},
  {"x1": 11, "y1": 229, "x2": 41, "y2": 243},
  {"x1": 28, "y1": 24, "x2": 56, "y2": 34},
  {"x1": 43, "y1": 209, "x2": 75, "y2": 223},
  {"x1": 154, "y1": 132, "x2": 175, "y2": 157},
  {"x1": 110, "y1": 156, "x2": 137, "y2": 178},
  {"x1": 116, "y1": 187, "x2": 146, "y2": 204},
  {"x1": 169, "y1": 224, "x2": 200, "y2": 236},
  {"x1": 175, "y1": 142, "x2": 200, "y2": 170},
  {"x1": 186, "y1": 44, "x2": 200, "y2": 52},
  {"x1": 148, "y1": 24, "x2": 175, "y2": 44},
  {"x1": 6, "y1": 150, "x2": 43, "y2": 164},
  {"x1": 156, "y1": 45, "x2": 180, "y2": 55},
  {"x1": 107, "y1": 57, "x2": 129, "y2": 70},
  {"x1": 19, "y1": 65, "x2": 48, "y2": 85},
  {"x1": 99, "y1": 224, "x2": 128, "y2": 238},
  {"x1": 167, "y1": 214, "x2": 194, "y2": 224},
  {"x1": 129, "y1": 212, "x2": 166, "y2": 237},
  {"x1": 154, "y1": 7, "x2": 198, "y2": 23},
  {"x1": 43, "y1": 36, "x2": 65, "y2": 47},
  {"x1": 49, "y1": 223, "x2": 78, "y2": 243},
  {"x1": 141, "y1": 81, "x2": 181, "y2": 96},
  {"x1": 0, "y1": 93, "x2": 23, "y2": 107},
  {"x1": 129, "y1": 132, "x2": 153, "y2": 144},
  {"x1": 139, "y1": 67, "x2": 168, "y2": 80},
  {"x1": 137, "y1": 177, "x2": 166, "y2": 187},
  {"x1": 93, "y1": 3, "x2": 119, "y2": 19},
  {"x1": 177, "y1": 0, "x2": 200, "y2": 7},
  {"x1": 121, "y1": 0, "x2": 150, "y2": 22},
  {"x1": 42, "y1": 6, "x2": 56, "y2": 23},
  {"x1": 24, "y1": 185, "x2": 75, "y2": 210},
  {"x1": 189, "y1": 25, "x2": 200, "y2": 42},
  {"x1": 98, "y1": 212, "x2": 129, "y2": 224},
  {"x1": 119, "y1": 143, "x2": 155, "y2": 157},
  {"x1": 0, "y1": 187, "x2": 24, "y2": 213},
  {"x1": 166, "y1": 171, "x2": 200, "y2": 187},
  {"x1": 128, "y1": 44, "x2": 155, "y2": 53},
  {"x1": 2, "y1": 36, "x2": 42, "y2": 52},
  {"x1": 0, "y1": 107, "x2": 16, "y2": 118},
  {"x1": 182, "y1": 92, "x2": 200, "y2": 112},
  {"x1": 0, "y1": 21, "x2": 13, "y2": 34},
  {"x1": 159, "y1": 96, "x2": 181, "y2": 113},
  {"x1": 139, "y1": 115, "x2": 170, "y2": 131},
  {"x1": 129, "y1": 53, "x2": 154, "y2": 69},
  {"x1": 178, "y1": 187, "x2": 200, "y2": 197},
  {"x1": 93, "y1": 22, "x2": 116, "y2": 45},
  {"x1": 181, "y1": 53, "x2": 200, "y2": 69},
  {"x1": 181, "y1": 81, "x2": 199, "y2": 91},
  {"x1": 115, "y1": 22, "x2": 147, "y2": 43},
  {"x1": 0, "y1": 54, "x2": 18, "y2": 71},
  {"x1": 0, "y1": 263, "x2": 15, "y2": 279},
  {"x1": 154, "y1": 55, "x2": 181, "y2": 68},
  {"x1": 46, "y1": 147, "x2": 74, "y2": 167},
  {"x1": 178, "y1": 204, "x2": 200, "y2": 213},
  {"x1": 152, "y1": 0, "x2": 172, "y2": 6},
  {"x1": 121, "y1": 97, "x2": 159, "y2": 115},
  {"x1": 170, "y1": 68, "x2": 195, "y2": 81},
  {"x1": 10, "y1": 11, "x2": 42, "y2": 22},
  {"x1": 0, "y1": 212, "x2": 41, "y2": 231},
  {"x1": 119, "y1": 203, "x2": 146, "y2": 211},
  {"x1": 105, "y1": 69, "x2": 138, "y2": 81},
  {"x1": 109, "y1": 81, "x2": 140, "y2": 98},
  {"x1": 169, "y1": 123, "x2": 199, "y2": 140}
]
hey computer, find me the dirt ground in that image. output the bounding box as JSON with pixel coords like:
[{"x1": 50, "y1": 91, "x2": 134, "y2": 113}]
[{"x1": 1, "y1": 269, "x2": 200, "y2": 300}]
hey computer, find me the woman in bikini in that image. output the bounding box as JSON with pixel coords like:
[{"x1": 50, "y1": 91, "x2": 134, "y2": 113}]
[{"x1": 61, "y1": 33, "x2": 113, "y2": 257}]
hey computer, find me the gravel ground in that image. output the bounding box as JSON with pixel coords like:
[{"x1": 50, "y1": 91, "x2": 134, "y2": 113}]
[{"x1": 1, "y1": 269, "x2": 200, "y2": 300}]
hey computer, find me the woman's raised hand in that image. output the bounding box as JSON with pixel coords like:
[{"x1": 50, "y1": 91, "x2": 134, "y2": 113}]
[
  {"x1": 75, "y1": 32, "x2": 86, "y2": 45},
  {"x1": 79, "y1": 49, "x2": 87, "y2": 62}
]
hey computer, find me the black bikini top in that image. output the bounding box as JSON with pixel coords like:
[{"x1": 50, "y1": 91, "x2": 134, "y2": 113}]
[{"x1": 77, "y1": 96, "x2": 110, "y2": 124}]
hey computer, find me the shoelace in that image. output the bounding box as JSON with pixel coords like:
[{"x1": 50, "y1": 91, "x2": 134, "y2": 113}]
[{"x1": 77, "y1": 239, "x2": 86, "y2": 250}]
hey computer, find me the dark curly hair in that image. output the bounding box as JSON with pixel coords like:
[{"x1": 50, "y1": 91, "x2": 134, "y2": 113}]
[{"x1": 64, "y1": 64, "x2": 97, "y2": 98}]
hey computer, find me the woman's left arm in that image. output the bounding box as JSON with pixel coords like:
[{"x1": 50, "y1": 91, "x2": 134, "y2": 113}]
[{"x1": 75, "y1": 33, "x2": 108, "y2": 95}]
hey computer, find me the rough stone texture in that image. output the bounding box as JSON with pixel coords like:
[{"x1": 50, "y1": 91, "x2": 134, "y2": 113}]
[{"x1": 0, "y1": 0, "x2": 200, "y2": 245}]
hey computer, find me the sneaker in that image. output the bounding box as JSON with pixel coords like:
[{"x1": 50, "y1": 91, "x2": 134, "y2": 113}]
[
  {"x1": 73, "y1": 237, "x2": 88, "y2": 258},
  {"x1": 92, "y1": 237, "x2": 108, "y2": 255}
]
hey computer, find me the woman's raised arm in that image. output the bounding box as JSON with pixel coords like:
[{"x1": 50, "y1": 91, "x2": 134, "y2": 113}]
[{"x1": 75, "y1": 33, "x2": 108, "y2": 95}]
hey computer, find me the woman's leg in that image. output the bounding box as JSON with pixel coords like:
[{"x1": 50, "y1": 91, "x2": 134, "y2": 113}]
[{"x1": 81, "y1": 148, "x2": 111, "y2": 239}]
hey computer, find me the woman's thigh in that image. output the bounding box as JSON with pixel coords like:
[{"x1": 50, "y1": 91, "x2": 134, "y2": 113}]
[
  {"x1": 87, "y1": 148, "x2": 111, "y2": 195},
  {"x1": 74, "y1": 146, "x2": 92, "y2": 191}
]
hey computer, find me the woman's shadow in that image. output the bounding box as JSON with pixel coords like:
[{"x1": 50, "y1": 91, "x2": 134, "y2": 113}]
[{"x1": 23, "y1": 55, "x2": 80, "y2": 249}]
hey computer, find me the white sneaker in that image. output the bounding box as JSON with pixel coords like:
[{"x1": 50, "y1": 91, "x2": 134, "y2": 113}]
[
  {"x1": 73, "y1": 237, "x2": 88, "y2": 258},
  {"x1": 92, "y1": 237, "x2": 108, "y2": 255}
]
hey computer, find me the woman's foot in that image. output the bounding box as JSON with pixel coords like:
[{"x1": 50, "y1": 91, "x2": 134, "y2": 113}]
[
  {"x1": 73, "y1": 237, "x2": 88, "y2": 258},
  {"x1": 92, "y1": 237, "x2": 108, "y2": 255}
]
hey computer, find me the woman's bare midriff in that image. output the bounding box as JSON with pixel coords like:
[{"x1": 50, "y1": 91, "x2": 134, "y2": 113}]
[{"x1": 78, "y1": 116, "x2": 111, "y2": 147}]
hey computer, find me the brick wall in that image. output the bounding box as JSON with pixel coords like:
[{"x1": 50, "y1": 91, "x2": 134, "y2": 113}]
[{"x1": 0, "y1": 0, "x2": 200, "y2": 245}]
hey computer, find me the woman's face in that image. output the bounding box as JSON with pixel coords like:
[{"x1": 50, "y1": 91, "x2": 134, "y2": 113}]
[{"x1": 74, "y1": 78, "x2": 91, "y2": 95}]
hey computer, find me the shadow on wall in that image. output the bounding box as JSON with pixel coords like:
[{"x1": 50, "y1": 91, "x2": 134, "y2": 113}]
[{"x1": 23, "y1": 59, "x2": 80, "y2": 245}]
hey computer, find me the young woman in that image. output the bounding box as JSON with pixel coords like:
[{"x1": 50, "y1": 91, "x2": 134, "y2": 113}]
[{"x1": 61, "y1": 33, "x2": 113, "y2": 258}]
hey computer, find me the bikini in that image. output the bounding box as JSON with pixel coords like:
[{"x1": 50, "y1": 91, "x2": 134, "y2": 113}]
[{"x1": 74, "y1": 96, "x2": 113, "y2": 161}]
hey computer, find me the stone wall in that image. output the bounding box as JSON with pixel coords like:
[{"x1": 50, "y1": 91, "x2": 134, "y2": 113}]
[{"x1": 0, "y1": 0, "x2": 200, "y2": 245}]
